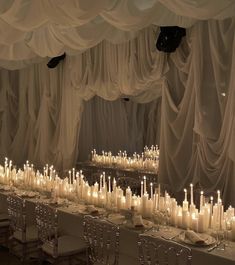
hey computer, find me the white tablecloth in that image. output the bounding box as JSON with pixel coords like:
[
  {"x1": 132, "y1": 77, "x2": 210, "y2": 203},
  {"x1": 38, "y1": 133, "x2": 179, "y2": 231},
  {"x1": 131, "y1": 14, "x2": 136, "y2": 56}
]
[{"x1": 0, "y1": 190, "x2": 234, "y2": 265}]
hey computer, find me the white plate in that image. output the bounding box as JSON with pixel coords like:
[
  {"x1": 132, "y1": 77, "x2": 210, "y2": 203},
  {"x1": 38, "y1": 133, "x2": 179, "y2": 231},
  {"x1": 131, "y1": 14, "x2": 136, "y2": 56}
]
[
  {"x1": 124, "y1": 219, "x2": 153, "y2": 230},
  {"x1": 178, "y1": 233, "x2": 216, "y2": 246},
  {"x1": 107, "y1": 214, "x2": 126, "y2": 225}
]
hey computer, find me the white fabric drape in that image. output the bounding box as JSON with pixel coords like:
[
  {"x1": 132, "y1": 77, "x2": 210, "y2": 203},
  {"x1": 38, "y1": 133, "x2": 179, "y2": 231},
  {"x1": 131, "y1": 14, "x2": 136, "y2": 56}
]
[
  {"x1": 159, "y1": 18, "x2": 235, "y2": 206},
  {"x1": 0, "y1": 0, "x2": 234, "y2": 65},
  {"x1": 0, "y1": 13, "x2": 235, "y2": 205},
  {"x1": 0, "y1": 63, "x2": 84, "y2": 171},
  {"x1": 78, "y1": 96, "x2": 161, "y2": 161}
]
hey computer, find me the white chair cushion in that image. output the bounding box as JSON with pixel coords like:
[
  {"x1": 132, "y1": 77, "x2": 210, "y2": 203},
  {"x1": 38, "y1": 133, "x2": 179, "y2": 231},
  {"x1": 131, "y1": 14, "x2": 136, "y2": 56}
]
[
  {"x1": 42, "y1": 235, "x2": 87, "y2": 257},
  {"x1": 13, "y1": 225, "x2": 38, "y2": 243}
]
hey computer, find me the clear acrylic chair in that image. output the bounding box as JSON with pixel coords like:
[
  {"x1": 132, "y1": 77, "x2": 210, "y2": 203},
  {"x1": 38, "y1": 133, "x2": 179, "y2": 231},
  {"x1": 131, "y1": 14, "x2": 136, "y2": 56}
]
[
  {"x1": 83, "y1": 215, "x2": 120, "y2": 265},
  {"x1": 0, "y1": 212, "x2": 10, "y2": 247},
  {"x1": 138, "y1": 234, "x2": 192, "y2": 265},
  {"x1": 36, "y1": 202, "x2": 87, "y2": 264},
  {"x1": 7, "y1": 194, "x2": 38, "y2": 262}
]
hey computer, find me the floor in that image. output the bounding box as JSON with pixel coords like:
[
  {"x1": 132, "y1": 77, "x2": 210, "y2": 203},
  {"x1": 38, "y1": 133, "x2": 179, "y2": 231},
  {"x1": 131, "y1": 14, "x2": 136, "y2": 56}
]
[{"x1": 0, "y1": 246, "x2": 47, "y2": 265}]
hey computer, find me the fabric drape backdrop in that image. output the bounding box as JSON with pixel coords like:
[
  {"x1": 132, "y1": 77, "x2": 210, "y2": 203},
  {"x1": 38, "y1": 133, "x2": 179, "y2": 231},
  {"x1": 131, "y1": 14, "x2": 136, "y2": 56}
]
[
  {"x1": 0, "y1": 1, "x2": 235, "y2": 205},
  {"x1": 77, "y1": 96, "x2": 161, "y2": 162}
]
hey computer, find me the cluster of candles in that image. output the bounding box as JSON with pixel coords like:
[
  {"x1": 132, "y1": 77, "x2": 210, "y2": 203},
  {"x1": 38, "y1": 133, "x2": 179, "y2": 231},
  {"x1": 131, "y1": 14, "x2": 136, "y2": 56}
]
[
  {"x1": 0, "y1": 158, "x2": 235, "y2": 240},
  {"x1": 144, "y1": 145, "x2": 160, "y2": 158},
  {"x1": 91, "y1": 149, "x2": 159, "y2": 172}
]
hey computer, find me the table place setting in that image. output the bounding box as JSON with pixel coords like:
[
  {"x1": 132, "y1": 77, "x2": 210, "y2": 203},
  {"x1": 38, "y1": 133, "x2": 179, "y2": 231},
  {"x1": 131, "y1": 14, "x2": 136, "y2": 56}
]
[
  {"x1": 177, "y1": 230, "x2": 216, "y2": 247},
  {"x1": 106, "y1": 213, "x2": 126, "y2": 225},
  {"x1": 68, "y1": 204, "x2": 107, "y2": 216},
  {"x1": 145, "y1": 228, "x2": 217, "y2": 248},
  {"x1": 14, "y1": 190, "x2": 39, "y2": 198}
]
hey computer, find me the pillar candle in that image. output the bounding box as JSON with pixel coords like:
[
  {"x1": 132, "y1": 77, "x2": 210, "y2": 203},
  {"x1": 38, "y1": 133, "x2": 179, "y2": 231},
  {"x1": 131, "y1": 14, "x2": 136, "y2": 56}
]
[
  {"x1": 125, "y1": 186, "x2": 132, "y2": 209},
  {"x1": 198, "y1": 212, "x2": 205, "y2": 233},
  {"x1": 231, "y1": 217, "x2": 235, "y2": 241},
  {"x1": 181, "y1": 210, "x2": 188, "y2": 229},
  {"x1": 191, "y1": 215, "x2": 198, "y2": 232},
  {"x1": 142, "y1": 193, "x2": 149, "y2": 217},
  {"x1": 176, "y1": 209, "x2": 182, "y2": 228}
]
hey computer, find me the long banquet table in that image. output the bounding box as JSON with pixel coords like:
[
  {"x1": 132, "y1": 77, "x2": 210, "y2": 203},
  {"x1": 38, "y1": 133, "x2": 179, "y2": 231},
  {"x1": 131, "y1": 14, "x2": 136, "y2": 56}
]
[
  {"x1": 76, "y1": 162, "x2": 158, "y2": 183},
  {"x1": 0, "y1": 188, "x2": 234, "y2": 265}
]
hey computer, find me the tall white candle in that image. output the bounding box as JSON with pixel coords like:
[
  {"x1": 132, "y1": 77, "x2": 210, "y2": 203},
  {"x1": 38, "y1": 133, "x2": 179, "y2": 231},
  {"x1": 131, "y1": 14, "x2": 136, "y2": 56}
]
[
  {"x1": 141, "y1": 181, "x2": 143, "y2": 197},
  {"x1": 108, "y1": 176, "x2": 111, "y2": 192},
  {"x1": 68, "y1": 170, "x2": 71, "y2": 185},
  {"x1": 183, "y1": 189, "x2": 188, "y2": 211},
  {"x1": 200, "y1": 191, "x2": 204, "y2": 212},
  {"x1": 103, "y1": 172, "x2": 106, "y2": 188},
  {"x1": 150, "y1": 183, "x2": 153, "y2": 199},
  {"x1": 100, "y1": 175, "x2": 102, "y2": 191},
  {"x1": 210, "y1": 196, "x2": 213, "y2": 228},
  {"x1": 190, "y1": 183, "x2": 194, "y2": 205},
  {"x1": 72, "y1": 168, "x2": 75, "y2": 184},
  {"x1": 158, "y1": 184, "x2": 161, "y2": 209},
  {"x1": 217, "y1": 190, "x2": 220, "y2": 204},
  {"x1": 143, "y1": 176, "x2": 146, "y2": 194}
]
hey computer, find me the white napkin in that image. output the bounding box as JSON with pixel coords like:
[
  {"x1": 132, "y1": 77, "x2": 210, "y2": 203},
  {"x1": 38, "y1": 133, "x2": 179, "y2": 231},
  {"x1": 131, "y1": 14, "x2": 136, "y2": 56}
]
[
  {"x1": 132, "y1": 214, "x2": 144, "y2": 228},
  {"x1": 185, "y1": 230, "x2": 205, "y2": 245},
  {"x1": 86, "y1": 205, "x2": 99, "y2": 215}
]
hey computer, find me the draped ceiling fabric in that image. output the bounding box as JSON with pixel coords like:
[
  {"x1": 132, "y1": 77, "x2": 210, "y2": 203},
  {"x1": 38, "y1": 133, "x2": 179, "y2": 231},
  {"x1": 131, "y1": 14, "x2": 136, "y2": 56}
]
[{"x1": 0, "y1": 1, "x2": 235, "y2": 204}]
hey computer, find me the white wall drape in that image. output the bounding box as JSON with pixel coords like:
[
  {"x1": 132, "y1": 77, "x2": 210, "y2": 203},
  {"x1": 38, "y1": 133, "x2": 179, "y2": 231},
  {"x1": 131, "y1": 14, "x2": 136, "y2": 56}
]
[
  {"x1": 0, "y1": 1, "x2": 235, "y2": 204},
  {"x1": 159, "y1": 18, "x2": 235, "y2": 206},
  {"x1": 0, "y1": 64, "x2": 84, "y2": 171}
]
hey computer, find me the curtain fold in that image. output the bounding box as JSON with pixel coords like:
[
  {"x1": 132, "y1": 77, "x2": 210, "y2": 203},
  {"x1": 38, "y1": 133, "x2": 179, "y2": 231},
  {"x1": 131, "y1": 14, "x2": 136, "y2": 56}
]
[
  {"x1": 0, "y1": 0, "x2": 234, "y2": 64},
  {"x1": 159, "y1": 18, "x2": 235, "y2": 206}
]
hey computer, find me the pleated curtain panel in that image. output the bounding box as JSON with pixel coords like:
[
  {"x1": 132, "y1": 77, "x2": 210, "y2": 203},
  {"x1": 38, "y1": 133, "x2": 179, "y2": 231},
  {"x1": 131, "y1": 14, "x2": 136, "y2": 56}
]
[{"x1": 0, "y1": 0, "x2": 235, "y2": 205}]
